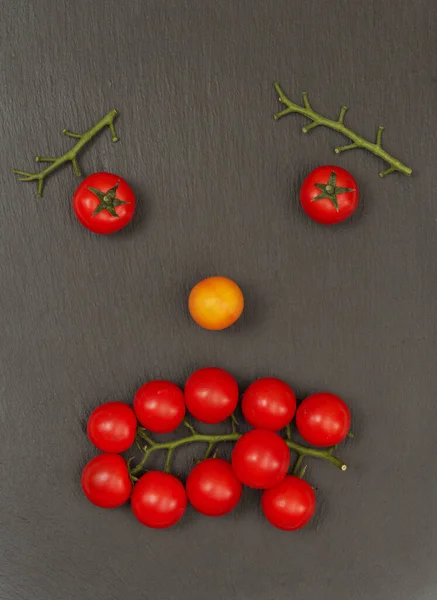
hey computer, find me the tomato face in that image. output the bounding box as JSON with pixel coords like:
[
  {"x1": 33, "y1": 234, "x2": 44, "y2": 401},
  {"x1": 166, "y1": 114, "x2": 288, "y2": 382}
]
[
  {"x1": 300, "y1": 166, "x2": 358, "y2": 225},
  {"x1": 81, "y1": 454, "x2": 132, "y2": 509},
  {"x1": 186, "y1": 458, "x2": 242, "y2": 517},
  {"x1": 131, "y1": 471, "x2": 187, "y2": 529},
  {"x1": 87, "y1": 402, "x2": 137, "y2": 453},
  {"x1": 133, "y1": 381, "x2": 185, "y2": 433},
  {"x1": 231, "y1": 429, "x2": 290, "y2": 489},
  {"x1": 296, "y1": 392, "x2": 351, "y2": 447},
  {"x1": 188, "y1": 276, "x2": 244, "y2": 331},
  {"x1": 262, "y1": 476, "x2": 316, "y2": 530},
  {"x1": 242, "y1": 378, "x2": 296, "y2": 431},
  {"x1": 184, "y1": 367, "x2": 239, "y2": 424},
  {"x1": 73, "y1": 172, "x2": 135, "y2": 234}
]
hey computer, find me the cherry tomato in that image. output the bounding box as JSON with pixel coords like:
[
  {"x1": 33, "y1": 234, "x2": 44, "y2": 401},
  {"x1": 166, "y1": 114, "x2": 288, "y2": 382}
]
[
  {"x1": 186, "y1": 458, "x2": 242, "y2": 517},
  {"x1": 231, "y1": 429, "x2": 290, "y2": 489},
  {"x1": 262, "y1": 475, "x2": 316, "y2": 530},
  {"x1": 87, "y1": 402, "x2": 137, "y2": 453},
  {"x1": 73, "y1": 172, "x2": 135, "y2": 234},
  {"x1": 296, "y1": 392, "x2": 351, "y2": 447},
  {"x1": 242, "y1": 377, "x2": 296, "y2": 431},
  {"x1": 300, "y1": 166, "x2": 358, "y2": 225},
  {"x1": 131, "y1": 471, "x2": 187, "y2": 529},
  {"x1": 184, "y1": 367, "x2": 239, "y2": 424},
  {"x1": 188, "y1": 276, "x2": 244, "y2": 330},
  {"x1": 81, "y1": 454, "x2": 132, "y2": 509},
  {"x1": 133, "y1": 380, "x2": 185, "y2": 434}
]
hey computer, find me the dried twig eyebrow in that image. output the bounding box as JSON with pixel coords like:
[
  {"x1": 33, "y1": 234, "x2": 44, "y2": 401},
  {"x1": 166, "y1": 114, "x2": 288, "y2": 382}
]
[
  {"x1": 273, "y1": 82, "x2": 412, "y2": 178},
  {"x1": 13, "y1": 109, "x2": 120, "y2": 197}
]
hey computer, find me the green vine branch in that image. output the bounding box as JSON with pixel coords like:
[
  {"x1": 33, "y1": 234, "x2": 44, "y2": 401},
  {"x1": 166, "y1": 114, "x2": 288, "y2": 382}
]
[
  {"x1": 130, "y1": 422, "x2": 347, "y2": 478},
  {"x1": 13, "y1": 109, "x2": 119, "y2": 197},
  {"x1": 273, "y1": 82, "x2": 412, "y2": 178}
]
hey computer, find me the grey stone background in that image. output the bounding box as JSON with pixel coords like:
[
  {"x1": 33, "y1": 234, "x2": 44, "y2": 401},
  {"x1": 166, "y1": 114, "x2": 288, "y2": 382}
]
[{"x1": 1, "y1": 1, "x2": 436, "y2": 599}]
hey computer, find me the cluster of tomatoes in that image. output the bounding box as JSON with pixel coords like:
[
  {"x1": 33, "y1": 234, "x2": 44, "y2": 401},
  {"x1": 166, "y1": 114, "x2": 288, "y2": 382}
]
[{"x1": 81, "y1": 367, "x2": 351, "y2": 531}]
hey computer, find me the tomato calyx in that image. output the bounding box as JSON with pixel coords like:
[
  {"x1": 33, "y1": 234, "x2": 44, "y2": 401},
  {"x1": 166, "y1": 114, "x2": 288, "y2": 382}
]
[
  {"x1": 312, "y1": 171, "x2": 355, "y2": 212},
  {"x1": 88, "y1": 181, "x2": 130, "y2": 218}
]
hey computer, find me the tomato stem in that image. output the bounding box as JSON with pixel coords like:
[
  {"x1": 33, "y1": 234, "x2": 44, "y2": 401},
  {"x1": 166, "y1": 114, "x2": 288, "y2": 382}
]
[
  {"x1": 273, "y1": 82, "x2": 412, "y2": 178},
  {"x1": 230, "y1": 413, "x2": 239, "y2": 433},
  {"x1": 164, "y1": 449, "x2": 174, "y2": 473},
  {"x1": 183, "y1": 418, "x2": 198, "y2": 436},
  {"x1": 13, "y1": 109, "x2": 119, "y2": 198},
  {"x1": 292, "y1": 454, "x2": 304, "y2": 475},
  {"x1": 129, "y1": 428, "x2": 348, "y2": 477},
  {"x1": 204, "y1": 443, "x2": 215, "y2": 459},
  {"x1": 285, "y1": 423, "x2": 292, "y2": 440}
]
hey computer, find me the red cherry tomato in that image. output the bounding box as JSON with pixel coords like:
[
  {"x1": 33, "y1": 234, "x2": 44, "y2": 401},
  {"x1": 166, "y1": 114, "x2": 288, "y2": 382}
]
[
  {"x1": 133, "y1": 380, "x2": 185, "y2": 433},
  {"x1": 300, "y1": 166, "x2": 358, "y2": 225},
  {"x1": 296, "y1": 392, "x2": 351, "y2": 447},
  {"x1": 73, "y1": 172, "x2": 135, "y2": 234},
  {"x1": 262, "y1": 475, "x2": 316, "y2": 530},
  {"x1": 242, "y1": 377, "x2": 296, "y2": 431},
  {"x1": 184, "y1": 367, "x2": 239, "y2": 424},
  {"x1": 231, "y1": 429, "x2": 290, "y2": 489},
  {"x1": 186, "y1": 458, "x2": 242, "y2": 517},
  {"x1": 81, "y1": 454, "x2": 132, "y2": 509},
  {"x1": 131, "y1": 471, "x2": 187, "y2": 529},
  {"x1": 87, "y1": 402, "x2": 137, "y2": 453}
]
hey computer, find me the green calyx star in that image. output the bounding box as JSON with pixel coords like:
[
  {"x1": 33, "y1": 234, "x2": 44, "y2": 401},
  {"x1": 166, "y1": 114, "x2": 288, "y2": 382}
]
[
  {"x1": 88, "y1": 182, "x2": 129, "y2": 218},
  {"x1": 312, "y1": 171, "x2": 355, "y2": 212}
]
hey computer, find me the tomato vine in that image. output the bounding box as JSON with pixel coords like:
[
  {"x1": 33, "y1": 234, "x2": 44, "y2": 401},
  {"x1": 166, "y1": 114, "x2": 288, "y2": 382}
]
[
  {"x1": 82, "y1": 374, "x2": 353, "y2": 529},
  {"x1": 130, "y1": 417, "x2": 347, "y2": 480}
]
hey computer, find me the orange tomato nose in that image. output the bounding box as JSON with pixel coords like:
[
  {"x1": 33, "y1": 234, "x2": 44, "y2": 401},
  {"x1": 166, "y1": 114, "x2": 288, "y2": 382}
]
[{"x1": 188, "y1": 276, "x2": 244, "y2": 331}]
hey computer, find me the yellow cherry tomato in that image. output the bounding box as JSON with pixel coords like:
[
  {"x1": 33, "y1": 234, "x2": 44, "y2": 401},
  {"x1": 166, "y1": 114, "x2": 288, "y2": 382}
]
[{"x1": 188, "y1": 276, "x2": 244, "y2": 331}]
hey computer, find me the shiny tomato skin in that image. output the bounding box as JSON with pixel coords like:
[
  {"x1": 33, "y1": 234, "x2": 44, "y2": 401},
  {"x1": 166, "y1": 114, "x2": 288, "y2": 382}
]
[
  {"x1": 81, "y1": 454, "x2": 132, "y2": 509},
  {"x1": 296, "y1": 392, "x2": 351, "y2": 447},
  {"x1": 262, "y1": 475, "x2": 316, "y2": 530},
  {"x1": 87, "y1": 402, "x2": 137, "y2": 453},
  {"x1": 300, "y1": 165, "x2": 358, "y2": 225},
  {"x1": 242, "y1": 378, "x2": 296, "y2": 431},
  {"x1": 184, "y1": 367, "x2": 239, "y2": 424},
  {"x1": 186, "y1": 458, "x2": 242, "y2": 517},
  {"x1": 133, "y1": 380, "x2": 185, "y2": 433},
  {"x1": 131, "y1": 471, "x2": 187, "y2": 529},
  {"x1": 231, "y1": 429, "x2": 290, "y2": 489},
  {"x1": 73, "y1": 172, "x2": 135, "y2": 234}
]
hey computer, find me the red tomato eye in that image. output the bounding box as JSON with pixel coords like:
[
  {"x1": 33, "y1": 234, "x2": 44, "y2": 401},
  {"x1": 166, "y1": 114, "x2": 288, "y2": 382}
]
[
  {"x1": 73, "y1": 172, "x2": 136, "y2": 234},
  {"x1": 300, "y1": 165, "x2": 359, "y2": 225}
]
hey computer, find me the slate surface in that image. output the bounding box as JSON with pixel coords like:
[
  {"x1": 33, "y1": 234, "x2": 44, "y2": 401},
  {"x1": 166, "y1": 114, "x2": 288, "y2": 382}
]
[{"x1": 1, "y1": 1, "x2": 436, "y2": 599}]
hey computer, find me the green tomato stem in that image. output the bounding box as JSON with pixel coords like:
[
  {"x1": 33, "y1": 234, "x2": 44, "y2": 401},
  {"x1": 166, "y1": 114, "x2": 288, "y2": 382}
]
[
  {"x1": 130, "y1": 428, "x2": 347, "y2": 477},
  {"x1": 13, "y1": 109, "x2": 119, "y2": 197},
  {"x1": 273, "y1": 82, "x2": 412, "y2": 178}
]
